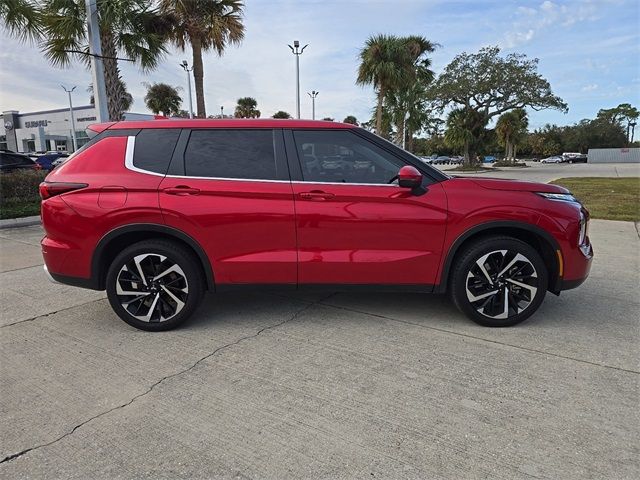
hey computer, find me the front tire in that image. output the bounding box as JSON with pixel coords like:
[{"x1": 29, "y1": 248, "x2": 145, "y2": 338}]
[
  {"x1": 106, "y1": 240, "x2": 204, "y2": 331},
  {"x1": 450, "y1": 236, "x2": 548, "y2": 327}
]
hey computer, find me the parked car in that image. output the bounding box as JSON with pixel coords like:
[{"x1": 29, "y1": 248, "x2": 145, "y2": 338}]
[
  {"x1": 0, "y1": 151, "x2": 41, "y2": 173},
  {"x1": 483, "y1": 156, "x2": 496, "y2": 163},
  {"x1": 40, "y1": 119, "x2": 592, "y2": 331},
  {"x1": 34, "y1": 152, "x2": 68, "y2": 171},
  {"x1": 566, "y1": 155, "x2": 587, "y2": 164},
  {"x1": 432, "y1": 156, "x2": 451, "y2": 165},
  {"x1": 541, "y1": 156, "x2": 563, "y2": 164}
]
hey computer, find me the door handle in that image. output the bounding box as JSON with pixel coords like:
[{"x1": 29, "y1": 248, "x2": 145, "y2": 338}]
[
  {"x1": 163, "y1": 185, "x2": 200, "y2": 196},
  {"x1": 299, "y1": 190, "x2": 335, "y2": 201}
]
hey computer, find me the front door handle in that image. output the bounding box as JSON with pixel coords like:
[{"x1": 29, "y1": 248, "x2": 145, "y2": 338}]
[
  {"x1": 163, "y1": 185, "x2": 200, "y2": 196},
  {"x1": 299, "y1": 190, "x2": 335, "y2": 201}
]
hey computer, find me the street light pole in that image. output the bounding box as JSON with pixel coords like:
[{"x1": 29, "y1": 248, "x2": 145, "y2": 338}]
[
  {"x1": 307, "y1": 91, "x2": 318, "y2": 120},
  {"x1": 288, "y1": 40, "x2": 308, "y2": 119},
  {"x1": 61, "y1": 85, "x2": 78, "y2": 152},
  {"x1": 180, "y1": 60, "x2": 194, "y2": 119},
  {"x1": 85, "y1": 0, "x2": 108, "y2": 122},
  {"x1": 220, "y1": 106, "x2": 224, "y2": 118}
]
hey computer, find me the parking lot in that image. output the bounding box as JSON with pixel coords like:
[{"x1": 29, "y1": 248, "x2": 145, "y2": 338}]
[{"x1": 1, "y1": 163, "x2": 639, "y2": 479}]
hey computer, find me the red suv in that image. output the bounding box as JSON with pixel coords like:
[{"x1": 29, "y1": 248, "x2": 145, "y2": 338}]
[{"x1": 40, "y1": 119, "x2": 592, "y2": 331}]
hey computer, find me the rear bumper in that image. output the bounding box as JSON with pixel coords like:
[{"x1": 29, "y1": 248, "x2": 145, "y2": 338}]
[{"x1": 43, "y1": 265, "x2": 101, "y2": 290}]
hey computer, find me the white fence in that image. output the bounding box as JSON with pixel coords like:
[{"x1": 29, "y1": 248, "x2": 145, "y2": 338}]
[{"x1": 587, "y1": 148, "x2": 640, "y2": 163}]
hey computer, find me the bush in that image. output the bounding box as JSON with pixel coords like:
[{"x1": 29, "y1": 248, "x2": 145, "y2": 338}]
[{"x1": 0, "y1": 170, "x2": 47, "y2": 219}]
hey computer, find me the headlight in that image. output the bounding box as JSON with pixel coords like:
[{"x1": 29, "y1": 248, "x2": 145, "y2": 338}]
[
  {"x1": 578, "y1": 210, "x2": 587, "y2": 245},
  {"x1": 536, "y1": 192, "x2": 579, "y2": 203}
]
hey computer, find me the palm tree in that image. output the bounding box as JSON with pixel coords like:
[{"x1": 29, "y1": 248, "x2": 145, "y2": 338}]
[
  {"x1": 234, "y1": 97, "x2": 260, "y2": 118},
  {"x1": 357, "y1": 35, "x2": 436, "y2": 137},
  {"x1": 0, "y1": 0, "x2": 41, "y2": 42},
  {"x1": 159, "y1": 0, "x2": 245, "y2": 118},
  {"x1": 444, "y1": 108, "x2": 487, "y2": 165},
  {"x1": 357, "y1": 34, "x2": 407, "y2": 136},
  {"x1": 88, "y1": 77, "x2": 133, "y2": 113},
  {"x1": 272, "y1": 111, "x2": 291, "y2": 119},
  {"x1": 144, "y1": 83, "x2": 182, "y2": 116},
  {"x1": 39, "y1": 0, "x2": 168, "y2": 121},
  {"x1": 496, "y1": 109, "x2": 528, "y2": 163}
]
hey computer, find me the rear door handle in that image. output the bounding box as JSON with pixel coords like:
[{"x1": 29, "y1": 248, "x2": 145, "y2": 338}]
[
  {"x1": 299, "y1": 190, "x2": 335, "y2": 201},
  {"x1": 163, "y1": 185, "x2": 200, "y2": 196}
]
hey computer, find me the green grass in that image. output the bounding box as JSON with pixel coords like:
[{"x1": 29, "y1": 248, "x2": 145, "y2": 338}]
[
  {"x1": 0, "y1": 201, "x2": 41, "y2": 220},
  {"x1": 0, "y1": 170, "x2": 46, "y2": 219},
  {"x1": 449, "y1": 165, "x2": 495, "y2": 172},
  {"x1": 550, "y1": 177, "x2": 640, "y2": 222}
]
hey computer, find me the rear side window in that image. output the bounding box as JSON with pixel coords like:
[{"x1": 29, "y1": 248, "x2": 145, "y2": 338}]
[
  {"x1": 133, "y1": 129, "x2": 180, "y2": 174},
  {"x1": 184, "y1": 129, "x2": 277, "y2": 180}
]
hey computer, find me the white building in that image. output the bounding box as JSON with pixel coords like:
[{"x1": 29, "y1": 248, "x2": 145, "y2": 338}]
[{"x1": 1, "y1": 106, "x2": 158, "y2": 153}]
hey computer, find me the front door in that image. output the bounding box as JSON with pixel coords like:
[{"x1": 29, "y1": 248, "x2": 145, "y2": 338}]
[
  {"x1": 159, "y1": 128, "x2": 297, "y2": 285},
  {"x1": 288, "y1": 129, "x2": 447, "y2": 286}
]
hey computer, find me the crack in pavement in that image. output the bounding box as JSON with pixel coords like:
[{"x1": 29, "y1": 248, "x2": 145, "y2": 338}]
[
  {"x1": 0, "y1": 298, "x2": 106, "y2": 329},
  {"x1": 0, "y1": 295, "x2": 328, "y2": 466},
  {"x1": 313, "y1": 299, "x2": 640, "y2": 375}
]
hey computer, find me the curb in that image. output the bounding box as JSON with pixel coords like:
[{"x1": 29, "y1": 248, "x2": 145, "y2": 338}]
[{"x1": 0, "y1": 215, "x2": 41, "y2": 230}]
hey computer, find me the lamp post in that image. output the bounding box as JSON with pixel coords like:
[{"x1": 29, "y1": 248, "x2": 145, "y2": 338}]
[
  {"x1": 85, "y1": 0, "x2": 108, "y2": 122},
  {"x1": 61, "y1": 85, "x2": 78, "y2": 152},
  {"x1": 307, "y1": 91, "x2": 319, "y2": 120},
  {"x1": 220, "y1": 106, "x2": 224, "y2": 118},
  {"x1": 180, "y1": 60, "x2": 194, "y2": 119},
  {"x1": 288, "y1": 40, "x2": 308, "y2": 119}
]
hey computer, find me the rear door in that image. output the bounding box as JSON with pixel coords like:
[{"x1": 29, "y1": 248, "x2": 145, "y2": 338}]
[
  {"x1": 286, "y1": 129, "x2": 448, "y2": 287},
  {"x1": 159, "y1": 128, "x2": 297, "y2": 286}
]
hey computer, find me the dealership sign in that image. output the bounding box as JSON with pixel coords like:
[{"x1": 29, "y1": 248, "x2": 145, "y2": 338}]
[{"x1": 24, "y1": 120, "x2": 49, "y2": 128}]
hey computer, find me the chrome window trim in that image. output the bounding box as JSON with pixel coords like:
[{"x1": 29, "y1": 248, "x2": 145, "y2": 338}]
[
  {"x1": 125, "y1": 135, "x2": 399, "y2": 187},
  {"x1": 291, "y1": 181, "x2": 397, "y2": 187},
  {"x1": 124, "y1": 135, "x2": 165, "y2": 177}
]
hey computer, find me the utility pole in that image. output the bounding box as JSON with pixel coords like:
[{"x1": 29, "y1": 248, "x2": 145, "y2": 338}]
[
  {"x1": 307, "y1": 91, "x2": 318, "y2": 120},
  {"x1": 180, "y1": 61, "x2": 194, "y2": 119},
  {"x1": 85, "y1": 0, "x2": 108, "y2": 122},
  {"x1": 61, "y1": 85, "x2": 78, "y2": 152},
  {"x1": 288, "y1": 40, "x2": 308, "y2": 119}
]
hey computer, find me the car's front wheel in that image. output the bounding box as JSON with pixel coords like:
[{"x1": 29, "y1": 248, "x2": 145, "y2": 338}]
[
  {"x1": 106, "y1": 240, "x2": 204, "y2": 331},
  {"x1": 450, "y1": 237, "x2": 548, "y2": 327}
]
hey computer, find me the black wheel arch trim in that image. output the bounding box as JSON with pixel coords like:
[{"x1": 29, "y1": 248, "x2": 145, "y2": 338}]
[
  {"x1": 92, "y1": 223, "x2": 215, "y2": 291},
  {"x1": 434, "y1": 220, "x2": 561, "y2": 294}
]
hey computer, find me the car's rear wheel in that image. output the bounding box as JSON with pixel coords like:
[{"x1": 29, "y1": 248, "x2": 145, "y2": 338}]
[
  {"x1": 450, "y1": 236, "x2": 548, "y2": 327},
  {"x1": 106, "y1": 240, "x2": 204, "y2": 331}
]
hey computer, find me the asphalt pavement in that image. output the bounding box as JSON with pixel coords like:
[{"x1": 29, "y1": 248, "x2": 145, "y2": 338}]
[{"x1": 0, "y1": 164, "x2": 639, "y2": 479}]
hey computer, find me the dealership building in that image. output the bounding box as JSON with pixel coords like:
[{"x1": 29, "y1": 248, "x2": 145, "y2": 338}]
[{"x1": 1, "y1": 106, "x2": 158, "y2": 154}]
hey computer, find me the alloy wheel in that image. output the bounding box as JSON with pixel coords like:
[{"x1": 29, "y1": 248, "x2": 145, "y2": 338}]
[
  {"x1": 465, "y1": 249, "x2": 538, "y2": 320},
  {"x1": 115, "y1": 253, "x2": 189, "y2": 323}
]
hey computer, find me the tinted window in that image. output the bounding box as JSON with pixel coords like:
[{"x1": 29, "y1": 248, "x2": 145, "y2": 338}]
[
  {"x1": 184, "y1": 129, "x2": 277, "y2": 180},
  {"x1": 134, "y1": 129, "x2": 180, "y2": 174},
  {"x1": 293, "y1": 130, "x2": 405, "y2": 184}
]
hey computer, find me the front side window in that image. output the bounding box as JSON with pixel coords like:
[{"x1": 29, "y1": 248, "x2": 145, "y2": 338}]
[
  {"x1": 293, "y1": 130, "x2": 405, "y2": 184},
  {"x1": 184, "y1": 129, "x2": 278, "y2": 180}
]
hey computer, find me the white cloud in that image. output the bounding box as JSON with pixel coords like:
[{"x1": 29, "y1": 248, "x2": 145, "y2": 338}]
[{"x1": 581, "y1": 84, "x2": 598, "y2": 92}]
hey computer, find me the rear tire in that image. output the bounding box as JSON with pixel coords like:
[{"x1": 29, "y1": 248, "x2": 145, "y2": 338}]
[
  {"x1": 106, "y1": 240, "x2": 204, "y2": 331},
  {"x1": 450, "y1": 236, "x2": 548, "y2": 327}
]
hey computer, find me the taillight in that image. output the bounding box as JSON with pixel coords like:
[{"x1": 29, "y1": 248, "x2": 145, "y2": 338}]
[{"x1": 39, "y1": 182, "x2": 88, "y2": 200}]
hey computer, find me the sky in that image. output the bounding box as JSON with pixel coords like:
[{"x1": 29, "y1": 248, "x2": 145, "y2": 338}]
[{"x1": 0, "y1": 0, "x2": 639, "y2": 131}]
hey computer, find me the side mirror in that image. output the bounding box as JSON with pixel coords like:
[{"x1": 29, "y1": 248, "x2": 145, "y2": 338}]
[{"x1": 397, "y1": 165, "x2": 422, "y2": 188}]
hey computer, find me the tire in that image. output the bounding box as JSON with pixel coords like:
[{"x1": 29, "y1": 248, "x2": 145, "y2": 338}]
[
  {"x1": 106, "y1": 240, "x2": 204, "y2": 331},
  {"x1": 450, "y1": 236, "x2": 548, "y2": 327}
]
